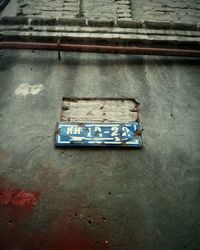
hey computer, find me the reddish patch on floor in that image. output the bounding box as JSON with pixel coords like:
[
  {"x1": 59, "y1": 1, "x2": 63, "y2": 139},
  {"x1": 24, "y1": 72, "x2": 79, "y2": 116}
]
[{"x1": 0, "y1": 189, "x2": 39, "y2": 207}]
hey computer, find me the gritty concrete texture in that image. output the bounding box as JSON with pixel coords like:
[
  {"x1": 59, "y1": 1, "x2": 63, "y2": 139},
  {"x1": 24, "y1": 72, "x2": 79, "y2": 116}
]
[
  {"x1": 1, "y1": 1, "x2": 200, "y2": 49},
  {"x1": 0, "y1": 49, "x2": 200, "y2": 250},
  {"x1": 0, "y1": 0, "x2": 17, "y2": 17},
  {"x1": 131, "y1": 0, "x2": 200, "y2": 23},
  {"x1": 15, "y1": 0, "x2": 200, "y2": 25},
  {"x1": 1, "y1": 19, "x2": 199, "y2": 50}
]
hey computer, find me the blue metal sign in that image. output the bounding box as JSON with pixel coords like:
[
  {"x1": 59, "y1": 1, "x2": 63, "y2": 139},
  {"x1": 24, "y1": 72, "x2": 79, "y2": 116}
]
[{"x1": 55, "y1": 122, "x2": 142, "y2": 147}]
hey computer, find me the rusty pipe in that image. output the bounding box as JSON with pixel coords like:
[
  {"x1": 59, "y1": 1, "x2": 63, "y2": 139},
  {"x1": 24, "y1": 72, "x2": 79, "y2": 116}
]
[{"x1": 0, "y1": 41, "x2": 200, "y2": 57}]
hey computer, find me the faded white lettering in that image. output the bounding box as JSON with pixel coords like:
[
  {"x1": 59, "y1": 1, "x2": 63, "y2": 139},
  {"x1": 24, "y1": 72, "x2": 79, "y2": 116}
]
[{"x1": 67, "y1": 126, "x2": 82, "y2": 135}]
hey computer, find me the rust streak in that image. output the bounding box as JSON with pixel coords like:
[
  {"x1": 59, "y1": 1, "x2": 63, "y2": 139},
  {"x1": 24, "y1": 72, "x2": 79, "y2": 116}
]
[{"x1": 0, "y1": 41, "x2": 199, "y2": 57}]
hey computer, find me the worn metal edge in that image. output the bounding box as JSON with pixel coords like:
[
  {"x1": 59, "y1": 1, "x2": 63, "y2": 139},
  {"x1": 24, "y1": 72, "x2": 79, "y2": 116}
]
[{"x1": 54, "y1": 122, "x2": 143, "y2": 148}]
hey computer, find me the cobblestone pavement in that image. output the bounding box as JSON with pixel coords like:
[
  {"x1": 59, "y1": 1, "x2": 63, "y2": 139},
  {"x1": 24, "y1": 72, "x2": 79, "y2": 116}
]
[{"x1": 17, "y1": 0, "x2": 200, "y2": 24}]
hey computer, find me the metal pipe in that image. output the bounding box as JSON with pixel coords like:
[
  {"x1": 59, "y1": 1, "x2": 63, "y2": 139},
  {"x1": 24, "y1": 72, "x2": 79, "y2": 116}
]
[{"x1": 0, "y1": 41, "x2": 200, "y2": 57}]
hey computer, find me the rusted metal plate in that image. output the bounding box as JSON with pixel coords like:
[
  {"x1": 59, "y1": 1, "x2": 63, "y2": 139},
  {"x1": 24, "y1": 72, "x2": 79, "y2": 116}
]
[
  {"x1": 55, "y1": 122, "x2": 142, "y2": 147},
  {"x1": 55, "y1": 98, "x2": 142, "y2": 147}
]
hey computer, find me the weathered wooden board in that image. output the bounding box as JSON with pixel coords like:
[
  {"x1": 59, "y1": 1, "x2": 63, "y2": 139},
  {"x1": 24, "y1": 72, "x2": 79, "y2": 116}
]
[{"x1": 61, "y1": 98, "x2": 139, "y2": 123}]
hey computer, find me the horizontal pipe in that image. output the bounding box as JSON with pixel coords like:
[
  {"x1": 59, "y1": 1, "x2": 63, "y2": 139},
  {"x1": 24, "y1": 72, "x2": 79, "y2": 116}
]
[{"x1": 0, "y1": 41, "x2": 200, "y2": 57}]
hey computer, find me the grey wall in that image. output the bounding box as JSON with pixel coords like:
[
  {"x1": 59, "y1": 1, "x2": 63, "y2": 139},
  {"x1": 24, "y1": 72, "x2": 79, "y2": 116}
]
[{"x1": 0, "y1": 50, "x2": 200, "y2": 250}]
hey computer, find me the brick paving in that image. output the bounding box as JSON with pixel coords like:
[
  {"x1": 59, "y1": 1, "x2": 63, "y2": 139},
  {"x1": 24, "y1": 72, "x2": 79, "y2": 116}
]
[{"x1": 17, "y1": 0, "x2": 200, "y2": 24}]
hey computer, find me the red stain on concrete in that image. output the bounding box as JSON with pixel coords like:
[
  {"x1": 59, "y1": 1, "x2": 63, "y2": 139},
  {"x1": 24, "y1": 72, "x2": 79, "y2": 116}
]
[
  {"x1": 0, "y1": 189, "x2": 39, "y2": 207},
  {"x1": 0, "y1": 185, "x2": 42, "y2": 249},
  {"x1": 0, "y1": 188, "x2": 40, "y2": 221},
  {"x1": 0, "y1": 213, "x2": 109, "y2": 250},
  {"x1": 26, "y1": 226, "x2": 108, "y2": 250},
  {"x1": 0, "y1": 183, "x2": 109, "y2": 250}
]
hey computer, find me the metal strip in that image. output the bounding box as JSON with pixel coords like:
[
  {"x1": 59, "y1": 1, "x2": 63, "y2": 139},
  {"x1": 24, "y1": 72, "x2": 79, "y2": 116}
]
[{"x1": 0, "y1": 41, "x2": 200, "y2": 57}]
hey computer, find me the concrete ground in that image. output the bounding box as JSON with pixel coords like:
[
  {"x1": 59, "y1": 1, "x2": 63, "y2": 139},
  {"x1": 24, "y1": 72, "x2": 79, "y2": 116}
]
[{"x1": 0, "y1": 50, "x2": 200, "y2": 250}]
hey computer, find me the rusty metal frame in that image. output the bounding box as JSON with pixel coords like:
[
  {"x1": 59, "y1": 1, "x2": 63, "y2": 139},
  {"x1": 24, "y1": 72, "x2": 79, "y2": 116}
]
[{"x1": 0, "y1": 41, "x2": 200, "y2": 57}]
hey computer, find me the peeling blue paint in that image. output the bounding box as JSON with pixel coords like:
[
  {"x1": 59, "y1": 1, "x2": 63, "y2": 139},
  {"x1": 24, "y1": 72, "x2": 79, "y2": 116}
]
[{"x1": 55, "y1": 122, "x2": 142, "y2": 147}]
